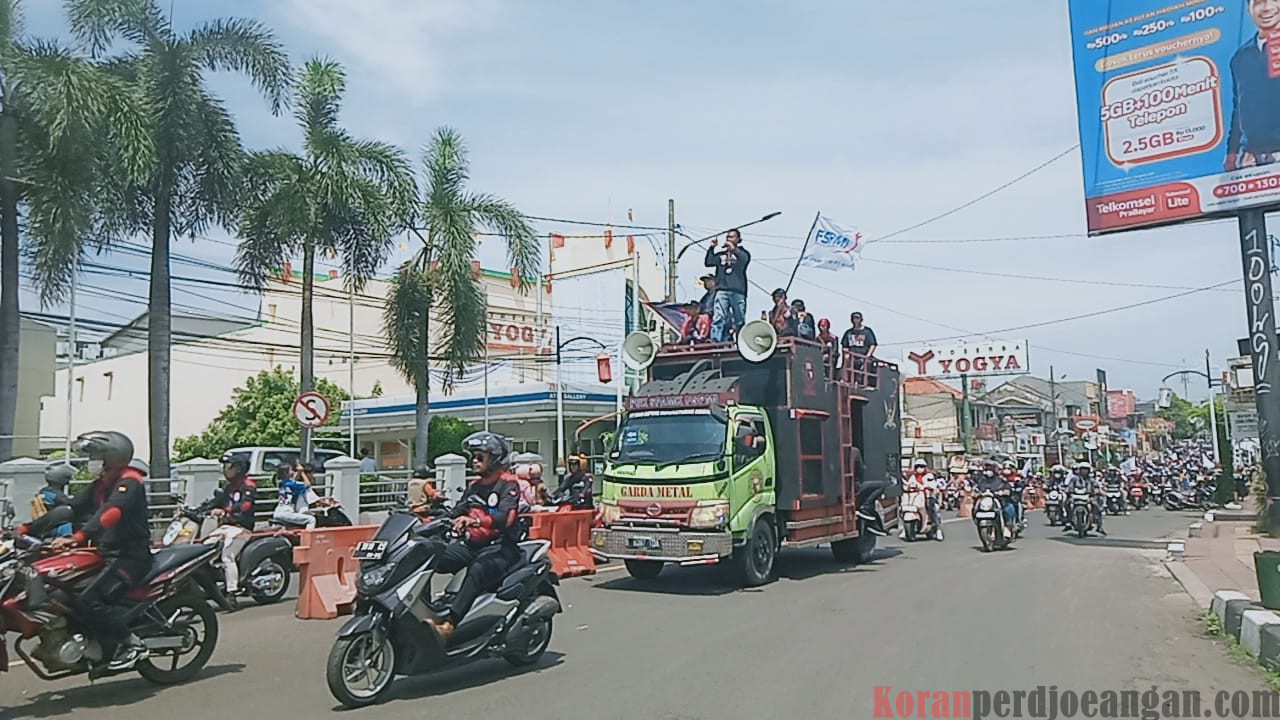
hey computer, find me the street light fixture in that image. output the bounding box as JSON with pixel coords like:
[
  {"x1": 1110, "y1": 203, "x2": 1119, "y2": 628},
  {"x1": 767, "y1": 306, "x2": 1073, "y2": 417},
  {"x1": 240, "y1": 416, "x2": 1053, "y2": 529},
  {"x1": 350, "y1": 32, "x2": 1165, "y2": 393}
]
[
  {"x1": 1160, "y1": 348, "x2": 1222, "y2": 467},
  {"x1": 554, "y1": 327, "x2": 611, "y2": 477}
]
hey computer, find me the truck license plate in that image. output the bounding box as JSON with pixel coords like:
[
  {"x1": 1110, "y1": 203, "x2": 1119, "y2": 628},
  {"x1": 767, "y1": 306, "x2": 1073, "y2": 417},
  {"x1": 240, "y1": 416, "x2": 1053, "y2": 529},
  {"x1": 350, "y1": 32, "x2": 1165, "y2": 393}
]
[{"x1": 626, "y1": 536, "x2": 661, "y2": 551}]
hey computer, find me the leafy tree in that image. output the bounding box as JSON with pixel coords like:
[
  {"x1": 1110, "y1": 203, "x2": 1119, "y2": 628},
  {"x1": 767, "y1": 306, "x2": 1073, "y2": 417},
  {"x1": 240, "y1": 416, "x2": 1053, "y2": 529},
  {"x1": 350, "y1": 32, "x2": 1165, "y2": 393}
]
[
  {"x1": 65, "y1": 0, "x2": 291, "y2": 477},
  {"x1": 0, "y1": 0, "x2": 152, "y2": 460},
  {"x1": 173, "y1": 367, "x2": 348, "y2": 462},
  {"x1": 1155, "y1": 394, "x2": 1198, "y2": 441},
  {"x1": 234, "y1": 58, "x2": 414, "y2": 462},
  {"x1": 426, "y1": 415, "x2": 475, "y2": 464},
  {"x1": 384, "y1": 127, "x2": 540, "y2": 466}
]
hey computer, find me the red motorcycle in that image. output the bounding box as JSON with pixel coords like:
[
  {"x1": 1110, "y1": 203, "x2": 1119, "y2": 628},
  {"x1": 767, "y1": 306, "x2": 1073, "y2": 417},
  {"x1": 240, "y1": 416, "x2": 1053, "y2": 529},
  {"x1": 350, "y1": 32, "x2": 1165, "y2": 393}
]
[
  {"x1": 0, "y1": 535, "x2": 221, "y2": 684},
  {"x1": 1129, "y1": 483, "x2": 1147, "y2": 510}
]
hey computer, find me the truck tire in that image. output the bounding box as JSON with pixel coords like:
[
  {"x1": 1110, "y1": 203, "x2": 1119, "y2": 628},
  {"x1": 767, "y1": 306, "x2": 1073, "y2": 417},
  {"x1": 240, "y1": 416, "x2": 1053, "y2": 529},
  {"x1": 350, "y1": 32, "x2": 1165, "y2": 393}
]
[
  {"x1": 624, "y1": 559, "x2": 664, "y2": 580},
  {"x1": 735, "y1": 519, "x2": 776, "y2": 587}
]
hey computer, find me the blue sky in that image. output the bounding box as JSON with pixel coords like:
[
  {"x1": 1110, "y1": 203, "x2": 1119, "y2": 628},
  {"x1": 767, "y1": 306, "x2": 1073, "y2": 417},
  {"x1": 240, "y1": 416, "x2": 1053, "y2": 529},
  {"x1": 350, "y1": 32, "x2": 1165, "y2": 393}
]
[{"x1": 16, "y1": 0, "x2": 1251, "y2": 399}]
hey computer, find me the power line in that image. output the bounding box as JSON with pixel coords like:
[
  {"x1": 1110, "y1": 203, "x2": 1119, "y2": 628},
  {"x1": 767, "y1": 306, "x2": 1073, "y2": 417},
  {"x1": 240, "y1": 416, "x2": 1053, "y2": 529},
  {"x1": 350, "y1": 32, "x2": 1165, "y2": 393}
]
[{"x1": 858, "y1": 257, "x2": 1238, "y2": 294}]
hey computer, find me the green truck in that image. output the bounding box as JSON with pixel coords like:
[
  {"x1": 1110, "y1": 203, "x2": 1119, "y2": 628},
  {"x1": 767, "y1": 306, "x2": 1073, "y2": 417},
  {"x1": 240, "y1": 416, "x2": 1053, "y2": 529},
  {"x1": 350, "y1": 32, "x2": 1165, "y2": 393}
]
[{"x1": 591, "y1": 321, "x2": 902, "y2": 585}]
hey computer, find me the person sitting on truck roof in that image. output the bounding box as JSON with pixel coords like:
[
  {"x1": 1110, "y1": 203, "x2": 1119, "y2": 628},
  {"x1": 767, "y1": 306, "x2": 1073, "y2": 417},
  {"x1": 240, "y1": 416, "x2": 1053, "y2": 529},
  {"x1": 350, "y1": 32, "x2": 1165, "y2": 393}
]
[
  {"x1": 816, "y1": 318, "x2": 838, "y2": 362},
  {"x1": 769, "y1": 288, "x2": 796, "y2": 336},
  {"x1": 790, "y1": 299, "x2": 816, "y2": 340}
]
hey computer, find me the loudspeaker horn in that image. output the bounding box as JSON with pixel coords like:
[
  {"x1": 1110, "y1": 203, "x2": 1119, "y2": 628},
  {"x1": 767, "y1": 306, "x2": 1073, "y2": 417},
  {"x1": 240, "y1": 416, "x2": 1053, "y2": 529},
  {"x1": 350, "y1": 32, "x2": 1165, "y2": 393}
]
[
  {"x1": 737, "y1": 319, "x2": 778, "y2": 363},
  {"x1": 622, "y1": 331, "x2": 657, "y2": 371}
]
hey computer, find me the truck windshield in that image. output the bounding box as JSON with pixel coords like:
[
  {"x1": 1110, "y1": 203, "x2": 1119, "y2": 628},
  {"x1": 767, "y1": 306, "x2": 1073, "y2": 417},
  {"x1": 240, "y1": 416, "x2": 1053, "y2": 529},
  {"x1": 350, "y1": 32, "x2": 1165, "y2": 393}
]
[{"x1": 613, "y1": 413, "x2": 727, "y2": 466}]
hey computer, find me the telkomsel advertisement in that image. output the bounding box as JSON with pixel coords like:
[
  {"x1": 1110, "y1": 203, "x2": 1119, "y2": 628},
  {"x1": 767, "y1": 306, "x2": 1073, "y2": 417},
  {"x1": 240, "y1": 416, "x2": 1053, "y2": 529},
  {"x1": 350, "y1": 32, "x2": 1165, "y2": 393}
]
[{"x1": 1069, "y1": 1, "x2": 1280, "y2": 234}]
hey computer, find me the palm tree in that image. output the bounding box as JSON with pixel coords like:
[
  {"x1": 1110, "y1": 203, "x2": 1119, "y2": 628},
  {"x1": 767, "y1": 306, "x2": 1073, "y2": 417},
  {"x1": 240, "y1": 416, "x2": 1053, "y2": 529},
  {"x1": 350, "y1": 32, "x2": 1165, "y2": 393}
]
[
  {"x1": 235, "y1": 59, "x2": 415, "y2": 461},
  {"x1": 0, "y1": 0, "x2": 152, "y2": 460},
  {"x1": 65, "y1": 0, "x2": 290, "y2": 477},
  {"x1": 385, "y1": 127, "x2": 540, "y2": 466}
]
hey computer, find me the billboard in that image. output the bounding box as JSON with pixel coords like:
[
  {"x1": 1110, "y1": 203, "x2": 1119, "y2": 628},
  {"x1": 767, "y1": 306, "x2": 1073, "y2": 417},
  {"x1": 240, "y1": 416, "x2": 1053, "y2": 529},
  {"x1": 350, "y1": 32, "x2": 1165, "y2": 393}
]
[
  {"x1": 902, "y1": 339, "x2": 1029, "y2": 378},
  {"x1": 1068, "y1": 2, "x2": 1280, "y2": 233}
]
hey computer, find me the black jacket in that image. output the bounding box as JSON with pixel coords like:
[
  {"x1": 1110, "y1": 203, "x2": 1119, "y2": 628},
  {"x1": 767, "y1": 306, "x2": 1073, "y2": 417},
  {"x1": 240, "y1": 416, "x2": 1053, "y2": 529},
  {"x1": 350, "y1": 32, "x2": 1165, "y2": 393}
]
[
  {"x1": 71, "y1": 468, "x2": 151, "y2": 554},
  {"x1": 704, "y1": 245, "x2": 750, "y2": 296},
  {"x1": 451, "y1": 474, "x2": 522, "y2": 546},
  {"x1": 974, "y1": 473, "x2": 1009, "y2": 494},
  {"x1": 552, "y1": 473, "x2": 594, "y2": 509},
  {"x1": 1228, "y1": 37, "x2": 1280, "y2": 156},
  {"x1": 200, "y1": 476, "x2": 259, "y2": 530}
]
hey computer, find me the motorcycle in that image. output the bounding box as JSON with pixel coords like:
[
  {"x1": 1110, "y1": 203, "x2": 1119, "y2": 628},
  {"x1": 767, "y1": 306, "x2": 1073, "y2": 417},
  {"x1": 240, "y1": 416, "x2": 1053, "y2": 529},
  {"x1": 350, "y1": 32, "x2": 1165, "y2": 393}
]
[
  {"x1": 0, "y1": 533, "x2": 220, "y2": 684},
  {"x1": 161, "y1": 500, "x2": 351, "y2": 607},
  {"x1": 899, "y1": 488, "x2": 943, "y2": 542},
  {"x1": 1164, "y1": 486, "x2": 1186, "y2": 511},
  {"x1": 1105, "y1": 486, "x2": 1125, "y2": 515},
  {"x1": 972, "y1": 490, "x2": 1012, "y2": 552},
  {"x1": 1045, "y1": 489, "x2": 1064, "y2": 526},
  {"x1": 1129, "y1": 484, "x2": 1147, "y2": 510},
  {"x1": 1149, "y1": 483, "x2": 1164, "y2": 507},
  {"x1": 325, "y1": 511, "x2": 561, "y2": 708},
  {"x1": 1069, "y1": 490, "x2": 1095, "y2": 539}
]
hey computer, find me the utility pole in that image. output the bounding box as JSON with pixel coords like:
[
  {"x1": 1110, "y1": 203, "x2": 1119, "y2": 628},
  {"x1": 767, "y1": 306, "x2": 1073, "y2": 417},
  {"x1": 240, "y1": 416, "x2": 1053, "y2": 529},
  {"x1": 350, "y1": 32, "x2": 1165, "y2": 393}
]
[
  {"x1": 1206, "y1": 348, "x2": 1220, "y2": 468},
  {"x1": 960, "y1": 373, "x2": 972, "y2": 453},
  {"x1": 63, "y1": 271, "x2": 77, "y2": 462},
  {"x1": 667, "y1": 198, "x2": 677, "y2": 303},
  {"x1": 1238, "y1": 208, "x2": 1280, "y2": 533},
  {"x1": 1049, "y1": 365, "x2": 1059, "y2": 465}
]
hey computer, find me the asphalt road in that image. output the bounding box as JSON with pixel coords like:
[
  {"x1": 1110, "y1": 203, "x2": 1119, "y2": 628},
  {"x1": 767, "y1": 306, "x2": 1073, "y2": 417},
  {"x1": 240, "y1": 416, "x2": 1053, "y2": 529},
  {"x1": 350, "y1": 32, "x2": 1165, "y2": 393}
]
[{"x1": 0, "y1": 508, "x2": 1269, "y2": 720}]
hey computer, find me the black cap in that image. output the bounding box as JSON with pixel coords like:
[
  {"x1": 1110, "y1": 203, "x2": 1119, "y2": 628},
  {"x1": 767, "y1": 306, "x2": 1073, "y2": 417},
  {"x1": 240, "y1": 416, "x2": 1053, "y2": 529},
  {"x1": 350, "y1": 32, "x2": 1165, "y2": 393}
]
[
  {"x1": 791, "y1": 299, "x2": 805, "y2": 311},
  {"x1": 771, "y1": 288, "x2": 787, "y2": 300}
]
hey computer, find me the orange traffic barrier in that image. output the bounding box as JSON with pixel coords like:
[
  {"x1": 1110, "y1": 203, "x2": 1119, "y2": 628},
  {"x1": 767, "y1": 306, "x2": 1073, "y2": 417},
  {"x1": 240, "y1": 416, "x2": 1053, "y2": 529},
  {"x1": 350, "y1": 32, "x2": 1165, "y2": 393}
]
[
  {"x1": 958, "y1": 491, "x2": 974, "y2": 519},
  {"x1": 293, "y1": 525, "x2": 379, "y2": 620},
  {"x1": 526, "y1": 509, "x2": 596, "y2": 578}
]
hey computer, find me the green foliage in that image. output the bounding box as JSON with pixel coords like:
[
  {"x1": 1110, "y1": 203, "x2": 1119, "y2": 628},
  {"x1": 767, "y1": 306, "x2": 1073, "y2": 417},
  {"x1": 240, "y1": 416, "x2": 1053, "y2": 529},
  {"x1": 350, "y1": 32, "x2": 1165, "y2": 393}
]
[
  {"x1": 1156, "y1": 394, "x2": 1199, "y2": 441},
  {"x1": 427, "y1": 416, "x2": 475, "y2": 464},
  {"x1": 173, "y1": 367, "x2": 349, "y2": 461},
  {"x1": 370, "y1": 380, "x2": 383, "y2": 398}
]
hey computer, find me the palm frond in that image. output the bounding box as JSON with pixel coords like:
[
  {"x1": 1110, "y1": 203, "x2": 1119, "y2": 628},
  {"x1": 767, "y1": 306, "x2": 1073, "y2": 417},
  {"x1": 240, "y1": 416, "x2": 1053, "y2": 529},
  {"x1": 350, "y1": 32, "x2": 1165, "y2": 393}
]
[
  {"x1": 65, "y1": 0, "x2": 165, "y2": 56},
  {"x1": 296, "y1": 57, "x2": 343, "y2": 146},
  {"x1": 422, "y1": 126, "x2": 468, "y2": 207},
  {"x1": 173, "y1": 88, "x2": 244, "y2": 235},
  {"x1": 234, "y1": 150, "x2": 307, "y2": 290},
  {"x1": 0, "y1": 0, "x2": 22, "y2": 52},
  {"x1": 186, "y1": 17, "x2": 290, "y2": 114},
  {"x1": 464, "y1": 192, "x2": 540, "y2": 290},
  {"x1": 383, "y1": 266, "x2": 433, "y2": 386}
]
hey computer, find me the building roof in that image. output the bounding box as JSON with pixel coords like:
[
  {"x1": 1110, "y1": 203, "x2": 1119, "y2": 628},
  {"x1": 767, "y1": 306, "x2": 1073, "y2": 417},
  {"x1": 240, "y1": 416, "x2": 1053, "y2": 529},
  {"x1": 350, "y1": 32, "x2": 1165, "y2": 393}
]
[
  {"x1": 903, "y1": 376, "x2": 962, "y2": 398},
  {"x1": 984, "y1": 375, "x2": 1093, "y2": 410},
  {"x1": 100, "y1": 311, "x2": 258, "y2": 356}
]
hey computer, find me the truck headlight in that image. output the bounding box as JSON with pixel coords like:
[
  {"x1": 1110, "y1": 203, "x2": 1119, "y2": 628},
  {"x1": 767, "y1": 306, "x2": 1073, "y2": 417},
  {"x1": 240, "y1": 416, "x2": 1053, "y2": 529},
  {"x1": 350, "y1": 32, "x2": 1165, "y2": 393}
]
[
  {"x1": 599, "y1": 501, "x2": 622, "y2": 526},
  {"x1": 689, "y1": 501, "x2": 730, "y2": 529}
]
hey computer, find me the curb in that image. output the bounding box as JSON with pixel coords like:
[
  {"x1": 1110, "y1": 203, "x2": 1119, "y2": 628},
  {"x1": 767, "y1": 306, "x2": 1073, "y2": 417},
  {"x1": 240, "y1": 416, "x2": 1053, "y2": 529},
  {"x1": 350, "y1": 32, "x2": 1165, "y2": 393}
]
[{"x1": 1205, "y1": 590, "x2": 1280, "y2": 671}]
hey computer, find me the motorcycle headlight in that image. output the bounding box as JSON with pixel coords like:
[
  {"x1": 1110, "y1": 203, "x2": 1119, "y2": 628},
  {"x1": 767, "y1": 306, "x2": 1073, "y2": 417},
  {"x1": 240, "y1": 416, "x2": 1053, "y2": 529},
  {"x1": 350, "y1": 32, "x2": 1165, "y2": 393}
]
[
  {"x1": 357, "y1": 563, "x2": 396, "y2": 593},
  {"x1": 977, "y1": 497, "x2": 995, "y2": 511},
  {"x1": 599, "y1": 501, "x2": 622, "y2": 526},
  {"x1": 688, "y1": 501, "x2": 730, "y2": 530}
]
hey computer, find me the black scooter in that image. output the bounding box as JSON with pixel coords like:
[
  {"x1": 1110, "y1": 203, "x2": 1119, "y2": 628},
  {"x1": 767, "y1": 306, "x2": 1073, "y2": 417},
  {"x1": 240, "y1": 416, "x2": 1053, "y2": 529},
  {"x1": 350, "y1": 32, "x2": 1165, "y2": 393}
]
[{"x1": 326, "y1": 511, "x2": 561, "y2": 708}]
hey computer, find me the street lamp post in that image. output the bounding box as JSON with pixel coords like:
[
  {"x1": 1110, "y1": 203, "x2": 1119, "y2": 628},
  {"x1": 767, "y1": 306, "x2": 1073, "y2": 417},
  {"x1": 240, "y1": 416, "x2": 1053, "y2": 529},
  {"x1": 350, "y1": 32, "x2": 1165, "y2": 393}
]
[
  {"x1": 1161, "y1": 348, "x2": 1222, "y2": 467},
  {"x1": 554, "y1": 326, "x2": 611, "y2": 477}
]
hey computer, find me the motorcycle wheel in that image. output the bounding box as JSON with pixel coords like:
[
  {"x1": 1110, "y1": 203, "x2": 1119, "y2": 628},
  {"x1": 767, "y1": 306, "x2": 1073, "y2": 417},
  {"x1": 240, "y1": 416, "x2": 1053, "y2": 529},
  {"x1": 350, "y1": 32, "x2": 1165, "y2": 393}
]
[
  {"x1": 247, "y1": 557, "x2": 290, "y2": 605},
  {"x1": 831, "y1": 532, "x2": 877, "y2": 564},
  {"x1": 327, "y1": 631, "x2": 396, "y2": 708},
  {"x1": 978, "y1": 525, "x2": 994, "y2": 552},
  {"x1": 136, "y1": 595, "x2": 219, "y2": 685},
  {"x1": 905, "y1": 520, "x2": 919, "y2": 542},
  {"x1": 504, "y1": 616, "x2": 553, "y2": 667},
  {"x1": 624, "y1": 559, "x2": 664, "y2": 580}
]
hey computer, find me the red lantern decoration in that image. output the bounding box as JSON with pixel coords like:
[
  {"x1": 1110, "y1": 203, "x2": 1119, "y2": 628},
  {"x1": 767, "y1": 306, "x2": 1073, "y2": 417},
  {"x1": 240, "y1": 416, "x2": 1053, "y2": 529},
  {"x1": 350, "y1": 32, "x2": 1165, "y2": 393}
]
[{"x1": 596, "y1": 354, "x2": 613, "y2": 383}]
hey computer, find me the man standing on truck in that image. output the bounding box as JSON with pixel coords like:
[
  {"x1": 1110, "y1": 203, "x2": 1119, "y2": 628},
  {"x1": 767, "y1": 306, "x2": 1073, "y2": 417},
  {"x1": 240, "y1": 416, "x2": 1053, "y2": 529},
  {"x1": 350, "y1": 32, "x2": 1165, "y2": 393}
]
[
  {"x1": 705, "y1": 228, "x2": 750, "y2": 342},
  {"x1": 841, "y1": 312, "x2": 877, "y2": 374}
]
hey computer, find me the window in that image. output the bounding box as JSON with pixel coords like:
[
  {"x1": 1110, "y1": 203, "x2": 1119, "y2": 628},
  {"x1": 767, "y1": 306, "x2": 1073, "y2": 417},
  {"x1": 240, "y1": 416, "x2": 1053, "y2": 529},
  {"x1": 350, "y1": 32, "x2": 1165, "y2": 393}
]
[
  {"x1": 733, "y1": 416, "x2": 766, "y2": 467},
  {"x1": 510, "y1": 439, "x2": 541, "y2": 455},
  {"x1": 262, "y1": 451, "x2": 299, "y2": 474}
]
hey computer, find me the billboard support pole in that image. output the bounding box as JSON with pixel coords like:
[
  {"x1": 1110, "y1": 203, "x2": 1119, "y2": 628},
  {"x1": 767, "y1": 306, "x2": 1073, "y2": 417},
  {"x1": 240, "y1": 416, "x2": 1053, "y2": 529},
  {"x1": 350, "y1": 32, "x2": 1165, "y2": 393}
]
[
  {"x1": 960, "y1": 373, "x2": 972, "y2": 453},
  {"x1": 1237, "y1": 209, "x2": 1280, "y2": 534}
]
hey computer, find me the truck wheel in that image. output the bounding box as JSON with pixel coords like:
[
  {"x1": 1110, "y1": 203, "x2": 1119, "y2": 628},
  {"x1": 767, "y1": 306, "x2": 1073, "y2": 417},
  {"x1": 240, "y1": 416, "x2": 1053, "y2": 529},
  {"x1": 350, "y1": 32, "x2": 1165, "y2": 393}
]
[
  {"x1": 735, "y1": 520, "x2": 776, "y2": 587},
  {"x1": 624, "y1": 559, "x2": 664, "y2": 580},
  {"x1": 831, "y1": 532, "x2": 876, "y2": 564}
]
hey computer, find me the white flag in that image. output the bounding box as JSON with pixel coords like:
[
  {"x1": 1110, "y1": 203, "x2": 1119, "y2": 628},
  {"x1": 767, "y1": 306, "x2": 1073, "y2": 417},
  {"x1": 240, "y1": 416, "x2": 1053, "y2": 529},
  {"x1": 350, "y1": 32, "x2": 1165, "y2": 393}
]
[{"x1": 800, "y1": 214, "x2": 862, "y2": 271}]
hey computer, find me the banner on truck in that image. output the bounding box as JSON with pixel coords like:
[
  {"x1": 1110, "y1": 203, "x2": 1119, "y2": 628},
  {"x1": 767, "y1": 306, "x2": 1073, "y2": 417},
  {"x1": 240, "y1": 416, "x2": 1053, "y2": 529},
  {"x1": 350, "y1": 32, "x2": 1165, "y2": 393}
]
[
  {"x1": 1068, "y1": 1, "x2": 1280, "y2": 234},
  {"x1": 902, "y1": 339, "x2": 1029, "y2": 378}
]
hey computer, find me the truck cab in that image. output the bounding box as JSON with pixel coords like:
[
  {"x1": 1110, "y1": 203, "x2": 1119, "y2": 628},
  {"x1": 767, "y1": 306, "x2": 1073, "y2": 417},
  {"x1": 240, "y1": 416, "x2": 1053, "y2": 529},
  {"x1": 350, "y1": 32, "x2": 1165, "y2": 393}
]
[{"x1": 591, "y1": 323, "x2": 901, "y2": 585}]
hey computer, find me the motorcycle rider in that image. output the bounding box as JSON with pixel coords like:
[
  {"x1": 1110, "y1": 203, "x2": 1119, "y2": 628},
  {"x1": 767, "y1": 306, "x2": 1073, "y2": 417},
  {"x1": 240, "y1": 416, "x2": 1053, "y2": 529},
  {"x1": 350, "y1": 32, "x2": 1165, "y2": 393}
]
[
  {"x1": 198, "y1": 452, "x2": 259, "y2": 609},
  {"x1": 975, "y1": 460, "x2": 1017, "y2": 532},
  {"x1": 32, "y1": 464, "x2": 75, "y2": 537},
  {"x1": 1048, "y1": 464, "x2": 1069, "y2": 490},
  {"x1": 902, "y1": 459, "x2": 941, "y2": 537},
  {"x1": 552, "y1": 454, "x2": 595, "y2": 509},
  {"x1": 1004, "y1": 461, "x2": 1027, "y2": 526},
  {"x1": 427, "y1": 431, "x2": 523, "y2": 641},
  {"x1": 1104, "y1": 466, "x2": 1126, "y2": 513},
  {"x1": 1069, "y1": 463, "x2": 1106, "y2": 536},
  {"x1": 45, "y1": 431, "x2": 153, "y2": 673}
]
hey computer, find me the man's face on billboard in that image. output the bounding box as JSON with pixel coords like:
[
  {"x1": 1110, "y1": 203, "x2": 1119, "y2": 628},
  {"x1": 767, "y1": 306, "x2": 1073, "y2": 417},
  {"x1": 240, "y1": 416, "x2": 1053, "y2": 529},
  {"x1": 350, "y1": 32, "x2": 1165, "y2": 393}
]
[{"x1": 1252, "y1": 0, "x2": 1280, "y2": 33}]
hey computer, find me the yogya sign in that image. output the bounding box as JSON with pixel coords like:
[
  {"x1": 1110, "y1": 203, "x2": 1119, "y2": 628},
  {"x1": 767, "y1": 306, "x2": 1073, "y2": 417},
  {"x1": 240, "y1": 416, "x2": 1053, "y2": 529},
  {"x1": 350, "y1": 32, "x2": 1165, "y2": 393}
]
[{"x1": 902, "y1": 339, "x2": 1029, "y2": 378}]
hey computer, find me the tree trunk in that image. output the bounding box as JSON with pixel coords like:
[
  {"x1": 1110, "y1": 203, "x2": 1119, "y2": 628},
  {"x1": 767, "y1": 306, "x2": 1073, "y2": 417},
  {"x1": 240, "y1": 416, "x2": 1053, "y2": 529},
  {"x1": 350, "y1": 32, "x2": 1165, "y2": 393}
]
[
  {"x1": 300, "y1": 238, "x2": 315, "y2": 462},
  {"x1": 148, "y1": 187, "x2": 172, "y2": 479},
  {"x1": 414, "y1": 291, "x2": 430, "y2": 467},
  {"x1": 0, "y1": 108, "x2": 18, "y2": 462}
]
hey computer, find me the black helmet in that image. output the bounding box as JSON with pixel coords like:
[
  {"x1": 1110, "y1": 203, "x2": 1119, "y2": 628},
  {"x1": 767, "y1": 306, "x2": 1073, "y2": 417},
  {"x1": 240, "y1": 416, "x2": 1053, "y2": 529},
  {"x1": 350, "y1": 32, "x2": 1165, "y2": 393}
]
[
  {"x1": 412, "y1": 465, "x2": 433, "y2": 480},
  {"x1": 44, "y1": 463, "x2": 74, "y2": 489},
  {"x1": 218, "y1": 451, "x2": 250, "y2": 475},
  {"x1": 75, "y1": 431, "x2": 133, "y2": 469},
  {"x1": 463, "y1": 431, "x2": 510, "y2": 474}
]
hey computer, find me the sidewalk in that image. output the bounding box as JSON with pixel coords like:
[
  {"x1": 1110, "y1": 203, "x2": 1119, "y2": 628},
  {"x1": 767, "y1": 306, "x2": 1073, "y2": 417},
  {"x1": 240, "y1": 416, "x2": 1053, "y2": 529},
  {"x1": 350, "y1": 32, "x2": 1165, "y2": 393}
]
[{"x1": 1167, "y1": 499, "x2": 1277, "y2": 608}]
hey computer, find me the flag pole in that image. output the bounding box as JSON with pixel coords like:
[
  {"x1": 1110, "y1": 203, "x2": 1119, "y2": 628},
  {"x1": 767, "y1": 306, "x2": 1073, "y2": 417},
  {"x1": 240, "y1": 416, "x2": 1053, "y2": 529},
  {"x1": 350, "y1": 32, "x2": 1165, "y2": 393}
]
[{"x1": 785, "y1": 211, "x2": 821, "y2": 295}]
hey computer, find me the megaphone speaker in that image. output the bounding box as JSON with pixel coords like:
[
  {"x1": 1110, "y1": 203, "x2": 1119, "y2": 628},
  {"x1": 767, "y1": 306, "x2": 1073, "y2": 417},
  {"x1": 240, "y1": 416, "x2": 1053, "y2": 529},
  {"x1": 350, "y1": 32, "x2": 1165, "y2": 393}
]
[
  {"x1": 737, "y1": 319, "x2": 778, "y2": 363},
  {"x1": 622, "y1": 331, "x2": 657, "y2": 370}
]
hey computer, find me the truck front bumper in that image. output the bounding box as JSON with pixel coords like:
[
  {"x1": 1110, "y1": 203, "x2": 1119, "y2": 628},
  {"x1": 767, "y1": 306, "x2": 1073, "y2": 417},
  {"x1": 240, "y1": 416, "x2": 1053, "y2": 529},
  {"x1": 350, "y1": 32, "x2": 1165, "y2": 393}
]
[{"x1": 591, "y1": 526, "x2": 734, "y2": 564}]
